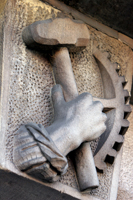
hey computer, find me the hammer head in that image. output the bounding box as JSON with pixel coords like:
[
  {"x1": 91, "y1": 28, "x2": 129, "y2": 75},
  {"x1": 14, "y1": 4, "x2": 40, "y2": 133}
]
[{"x1": 22, "y1": 18, "x2": 90, "y2": 51}]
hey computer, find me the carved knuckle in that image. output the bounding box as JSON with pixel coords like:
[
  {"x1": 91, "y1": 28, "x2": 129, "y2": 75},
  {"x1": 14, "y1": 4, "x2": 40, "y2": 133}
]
[
  {"x1": 94, "y1": 101, "x2": 104, "y2": 110},
  {"x1": 82, "y1": 92, "x2": 93, "y2": 101}
]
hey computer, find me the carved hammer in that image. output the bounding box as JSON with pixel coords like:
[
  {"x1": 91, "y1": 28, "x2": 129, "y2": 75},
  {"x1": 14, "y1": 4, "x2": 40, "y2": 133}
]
[{"x1": 22, "y1": 18, "x2": 99, "y2": 190}]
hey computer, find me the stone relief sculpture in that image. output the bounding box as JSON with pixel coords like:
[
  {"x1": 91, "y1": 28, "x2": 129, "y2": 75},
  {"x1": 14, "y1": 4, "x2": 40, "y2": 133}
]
[
  {"x1": 13, "y1": 85, "x2": 106, "y2": 183},
  {"x1": 13, "y1": 18, "x2": 131, "y2": 192}
]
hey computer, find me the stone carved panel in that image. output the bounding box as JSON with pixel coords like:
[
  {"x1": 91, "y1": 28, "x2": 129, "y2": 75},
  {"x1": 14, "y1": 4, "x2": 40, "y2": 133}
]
[{"x1": 0, "y1": 0, "x2": 132, "y2": 199}]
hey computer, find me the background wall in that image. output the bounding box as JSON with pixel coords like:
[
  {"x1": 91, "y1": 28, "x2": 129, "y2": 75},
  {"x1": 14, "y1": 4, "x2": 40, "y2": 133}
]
[
  {"x1": 0, "y1": 0, "x2": 133, "y2": 199},
  {"x1": 117, "y1": 106, "x2": 133, "y2": 200},
  {"x1": 58, "y1": 0, "x2": 133, "y2": 39},
  {"x1": 0, "y1": 0, "x2": 7, "y2": 93}
]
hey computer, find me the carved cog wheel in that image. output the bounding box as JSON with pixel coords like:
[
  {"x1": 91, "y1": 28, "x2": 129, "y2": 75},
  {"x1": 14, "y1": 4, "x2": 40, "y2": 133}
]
[{"x1": 92, "y1": 46, "x2": 132, "y2": 172}]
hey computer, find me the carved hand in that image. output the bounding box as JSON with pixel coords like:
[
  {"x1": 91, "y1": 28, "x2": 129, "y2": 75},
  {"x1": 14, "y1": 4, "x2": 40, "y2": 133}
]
[
  {"x1": 13, "y1": 84, "x2": 107, "y2": 182},
  {"x1": 47, "y1": 84, "x2": 107, "y2": 155}
]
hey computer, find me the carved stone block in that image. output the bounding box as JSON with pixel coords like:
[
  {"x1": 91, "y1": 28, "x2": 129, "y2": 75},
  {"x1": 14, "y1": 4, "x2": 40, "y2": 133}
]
[{"x1": 0, "y1": 0, "x2": 132, "y2": 200}]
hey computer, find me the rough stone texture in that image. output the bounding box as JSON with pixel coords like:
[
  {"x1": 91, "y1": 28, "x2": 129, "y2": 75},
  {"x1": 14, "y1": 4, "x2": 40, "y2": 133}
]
[
  {"x1": 117, "y1": 105, "x2": 133, "y2": 200},
  {"x1": 0, "y1": 0, "x2": 7, "y2": 93},
  {"x1": 22, "y1": 17, "x2": 90, "y2": 49},
  {"x1": 0, "y1": 0, "x2": 7, "y2": 13},
  {"x1": 59, "y1": 156, "x2": 79, "y2": 189},
  {"x1": 3, "y1": 0, "x2": 79, "y2": 192},
  {"x1": 5, "y1": 0, "x2": 58, "y2": 162},
  {"x1": 0, "y1": 13, "x2": 4, "y2": 93},
  {"x1": 88, "y1": 25, "x2": 133, "y2": 85},
  {"x1": 59, "y1": 0, "x2": 133, "y2": 39},
  {"x1": 13, "y1": 87, "x2": 106, "y2": 186},
  {"x1": 0, "y1": 0, "x2": 132, "y2": 199}
]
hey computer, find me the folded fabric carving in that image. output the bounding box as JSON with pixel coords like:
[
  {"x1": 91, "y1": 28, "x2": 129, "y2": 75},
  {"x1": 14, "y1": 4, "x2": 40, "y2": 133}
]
[{"x1": 13, "y1": 123, "x2": 68, "y2": 182}]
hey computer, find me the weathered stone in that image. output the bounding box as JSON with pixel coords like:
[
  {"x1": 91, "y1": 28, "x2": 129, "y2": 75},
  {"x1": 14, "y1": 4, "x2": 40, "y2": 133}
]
[
  {"x1": 22, "y1": 18, "x2": 101, "y2": 191},
  {"x1": 22, "y1": 18, "x2": 90, "y2": 51},
  {"x1": 13, "y1": 84, "x2": 106, "y2": 185},
  {"x1": 92, "y1": 47, "x2": 132, "y2": 171},
  {"x1": 21, "y1": 16, "x2": 132, "y2": 191},
  {"x1": 0, "y1": 0, "x2": 133, "y2": 199}
]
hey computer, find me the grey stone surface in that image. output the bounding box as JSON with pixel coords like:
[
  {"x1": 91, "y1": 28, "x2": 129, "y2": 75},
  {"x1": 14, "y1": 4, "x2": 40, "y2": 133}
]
[
  {"x1": 92, "y1": 47, "x2": 131, "y2": 171},
  {"x1": 117, "y1": 105, "x2": 133, "y2": 200},
  {"x1": 22, "y1": 18, "x2": 101, "y2": 190},
  {"x1": 13, "y1": 84, "x2": 106, "y2": 186},
  {"x1": 22, "y1": 17, "x2": 90, "y2": 50},
  {"x1": 13, "y1": 122, "x2": 68, "y2": 182},
  {"x1": 52, "y1": 47, "x2": 100, "y2": 190},
  {"x1": 0, "y1": 0, "x2": 132, "y2": 199},
  {"x1": 0, "y1": 2, "x2": 6, "y2": 95}
]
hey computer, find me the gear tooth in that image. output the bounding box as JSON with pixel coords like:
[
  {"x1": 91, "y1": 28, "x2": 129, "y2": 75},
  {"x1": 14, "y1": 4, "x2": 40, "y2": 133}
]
[
  {"x1": 121, "y1": 119, "x2": 130, "y2": 126},
  {"x1": 94, "y1": 157, "x2": 106, "y2": 172},
  {"x1": 113, "y1": 63, "x2": 119, "y2": 70},
  {"x1": 104, "y1": 154, "x2": 114, "y2": 164},
  {"x1": 115, "y1": 133, "x2": 124, "y2": 151},
  {"x1": 123, "y1": 79, "x2": 128, "y2": 88},
  {"x1": 124, "y1": 104, "x2": 132, "y2": 119},
  {"x1": 115, "y1": 64, "x2": 121, "y2": 73},
  {"x1": 96, "y1": 168, "x2": 103, "y2": 173},
  {"x1": 119, "y1": 76, "x2": 128, "y2": 87},
  {"x1": 124, "y1": 90, "x2": 131, "y2": 103},
  {"x1": 117, "y1": 135, "x2": 124, "y2": 143},
  {"x1": 119, "y1": 119, "x2": 130, "y2": 135},
  {"x1": 103, "y1": 51, "x2": 110, "y2": 59},
  {"x1": 92, "y1": 48, "x2": 132, "y2": 172},
  {"x1": 113, "y1": 137, "x2": 124, "y2": 151},
  {"x1": 109, "y1": 149, "x2": 117, "y2": 157},
  {"x1": 104, "y1": 149, "x2": 117, "y2": 164},
  {"x1": 119, "y1": 76, "x2": 125, "y2": 82}
]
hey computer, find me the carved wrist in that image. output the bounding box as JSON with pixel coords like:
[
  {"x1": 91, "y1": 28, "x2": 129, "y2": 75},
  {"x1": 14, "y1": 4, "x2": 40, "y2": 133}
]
[{"x1": 46, "y1": 120, "x2": 81, "y2": 156}]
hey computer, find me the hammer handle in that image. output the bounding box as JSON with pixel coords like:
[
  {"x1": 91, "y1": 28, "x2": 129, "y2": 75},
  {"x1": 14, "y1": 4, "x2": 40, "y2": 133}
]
[
  {"x1": 53, "y1": 48, "x2": 79, "y2": 101},
  {"x1": 52, "y1": 47, "x2": 99, "y2": 190}
]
